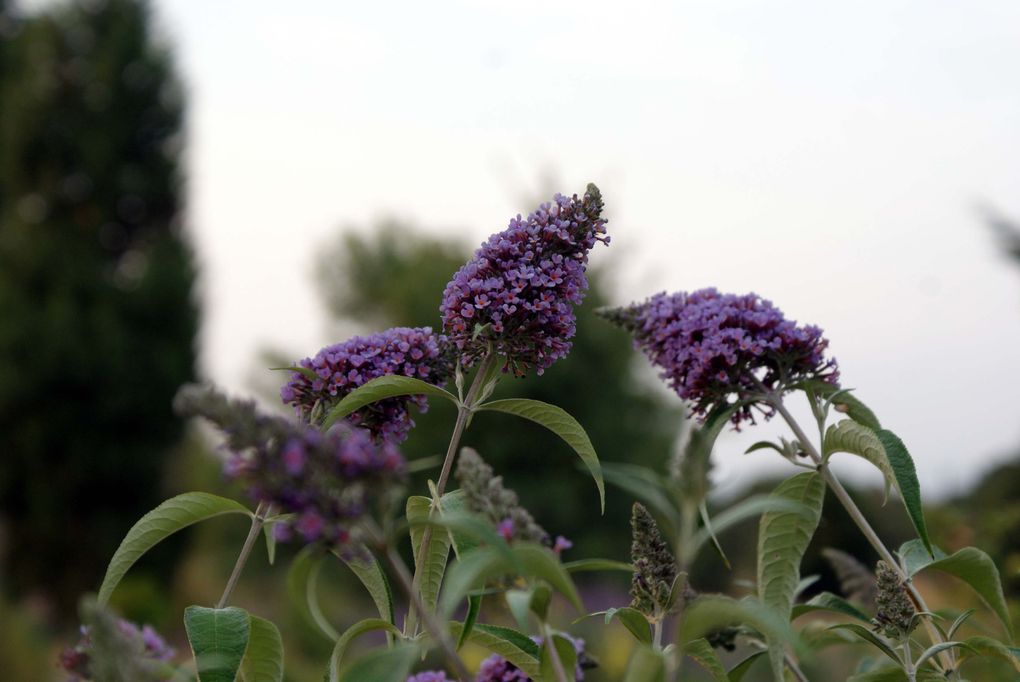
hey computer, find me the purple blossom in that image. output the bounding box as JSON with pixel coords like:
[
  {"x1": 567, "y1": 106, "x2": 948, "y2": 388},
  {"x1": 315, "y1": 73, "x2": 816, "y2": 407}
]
[
  {"x1": 441, "y1": 184, "x2": 609, "y2": 376},
  {"x1": 60, "y1": 617, "x2": 176, "y2": 681},
  {"x1": 553, "y1": 535, "x2": 573, "y2": 556},
  {"x1": 175, "y1": 385, "x2": 406, "y2": 549},
  {"x1": 602, "y1": 288, "x2": 838, "y2": 427},
  {"x1": 281, "y1": 327, "x2": 454, "y2": 442},
  {"x1": 408, "y1": 672, "x2": 450, "y2": 682}
]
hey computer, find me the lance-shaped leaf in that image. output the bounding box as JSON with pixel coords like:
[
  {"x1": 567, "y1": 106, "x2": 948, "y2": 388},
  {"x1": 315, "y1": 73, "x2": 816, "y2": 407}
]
[
  {"x1": 728, "y1": 651, "x2": 767, "y2": 681},
  {"x1": 757, "y1": 472, "x2": 825, "y2": 679},
  {"x1": 184, "y1": 606, "x2": 250, "y2": 682},
  {"x1": 622, "y1": 645, "x2": 666, "y2": 682},
  {"x1": 823, "y1": 420, "x2": 895, "y2": 501},
  {"x1": 286, "y1": 547, "x2": 338, "y2": 640},
  {"x1": 689, "y1": 494, "x2": 807, "y2": 562},
  {"x1": 320, "y1": 375, "x2": 458, "y2": 429},
  {"x1": 679, "y1": 595, "x2": 793, "y2": 649},
  {"x1": 336, "y1": 643, "x2": 418, "y2": 682},
  {"x1": 563, "y1": 558, "x2": 633, "y2": 573},
  {"x1": 540, "y1": 634, "x2": 578, "y2": 682},
  {"x1": 407, "y1": 495, "x2": 452, "y2": 613},
  {"x1": 829, "y1": 623, "x2": 899, "y2": 664},
  {"x1": 456, "y1": 595, "x2": 483, "y2": 649},
  {"x1": 875, "y1": 428, "x2": 932, "y2": 555},
  {"x1": 791, "y1": 592, "x2": 872, "y2": 623},
  {"x1": 337, "y1": 547, "x2": 395, "y2": 629},
  {"x1": 241, "y1": 615, "x2": 284, "y2": 682},
  {"x1": 448, "y1": 622, "x2": 540, "y2": 679},
  {"x1": 478, "y1": 398, "x2": 604, "y2": 512},
  {"x1": 900, "y1": 540, "x2": 1014, "y2": 641},
  {"x1": 956, "y1": 636, "x2": 1020, "y2": 672},
  {"x1": 684, "y1": 638, "x2": 729, "y2": 682},
  {"x1": 98, "y1": 493, "x2": 251, "y2": 605},
  {"x1": 601, "y1": 463, "x2": 677, "y2": 533},
  {"x1": 598, "y1": 607, "x2": 652, "y2": 644},
  {"x1": 800, "y1": 380, "x2": 882, "y2": 431},
  {"x1": 326, "y1": 618, "x2": 403, "y2": 682}
]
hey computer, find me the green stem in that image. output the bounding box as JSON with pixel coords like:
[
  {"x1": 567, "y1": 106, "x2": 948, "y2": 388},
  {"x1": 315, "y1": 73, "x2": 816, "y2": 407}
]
[
  {"x1": 767, "y1": 392, "x2": 954, "y2": 672},
  {"x1": 653, "y1": 619, "x2": 664, "y2": 650},
  {"x1": 406, "y1": 352, "x2": 497, "y2": 636},
  {"x1": 542, "y1": 622, "x2": 571, "y2": 682},
  {"x1": 216, "y1": 501, "x2": 270, "y2": 608},
  {"x1": 368, "y1": 523, "x2": 473, "y2": 682}
]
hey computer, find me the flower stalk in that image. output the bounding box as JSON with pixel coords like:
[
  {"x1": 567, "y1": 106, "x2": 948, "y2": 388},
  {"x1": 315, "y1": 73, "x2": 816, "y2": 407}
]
[{"x1": 217, "y1": 501, "x2": 270, "y2": 608}]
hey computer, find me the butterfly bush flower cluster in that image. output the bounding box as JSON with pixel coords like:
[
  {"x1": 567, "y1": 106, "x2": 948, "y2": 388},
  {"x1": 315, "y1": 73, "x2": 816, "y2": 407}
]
[
  {"x1": 280, "y1": 327, "x2": 453, "y2": 442},
  {"x1": 175, "y1": 385, "x2": 405, "y2": 547},
  {"x1": 601, "y1": 288, "x2": 838, "y2": 426},
  {"x1": 407, "y1": 673, "x2": 449, "y2": 682},
  {"x1": 440, "y1": 184, "x2": 609, "y2": 376}
]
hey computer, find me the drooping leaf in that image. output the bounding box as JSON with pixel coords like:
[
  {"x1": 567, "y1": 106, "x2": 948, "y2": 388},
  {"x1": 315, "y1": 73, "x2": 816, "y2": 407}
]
[
  {"x1": 407, "y1": 495, "x2": 452, "y2": 613},
  {"x1": 183, "y1": 606, "x2": 250, "y2": 682},
  {"x1": 335, "y1": 642, "x2": 417, "y2": 682},
  {"x1": 689, "y1": 495, "x2": 807, "y2": 562},
  {"x1": 828, "y1": 623, "x2": 899, "y2": 664},
  {"x1": 338, "y1": 547, "x2": 395, "y2": 629},
  {"x1": 791, "y1": 592, "x2": 872, "y2": 623},
  {"x1": 727, "y1": 651, "x2": 767, "y2": 681},
  {"x1": 602, "y1": 463, "x2": 678, "y2": 533},
  {"x1": 823, "y1": 421, "x2": 895, "y2": 501},
  {"x1": 98, "y1": 493, "x2": 251, "y2": 604},
  {"x1": 448, "y1": 622, "x2": 540, "y2": 679},
  {"x1": 757, "y1": 472, "x2": 825, "y2": 678},
  {"x1": 600, "y1": 607, "x2": 652, "y2": 644},
  {"x1": 684, "y1": 638, "x2": 729, "y2": 681},
  {"x1": 457, "y1": 594, "x2": 483, "y2": 650},
  {"x1": 745, "y1": 440, "x2": 785, "y2": 455},
  {"x1": 241, "y1": 615, "x2": 284, "y2": 682},
  {"x1": 478, "y1": 398, "x2": 605, "y2": 512},
  {"x1": 286, "y1": 547, "x2": 338, "y2": 641},
  {"x1": 698, "y1": 501, "x2": 731, "y2": 569},
  {"x1": 679, "y1": 595, "x2": 793, "y2": 649},
  {"x1": 874, "y1": 429, "x2": 932, "y2": 556},
  {"x1": 261, "y1": 514, "x2": 294, "y2": 566},
  {"x1": 622, "y1": 644, "x2": 666, "y2": 682},
  {"x1": 326, "y1": 618, "x2": 403, "y2": 682},
  {"x1": 956, "y1": 636, "x2": 1020, "y2": 672},
  {"x1": 904, "y1": 543, "x2": 1014, "y2": 640},
  {"x1": 320, "y1": 375, "x2": 458, "y2": 429},
  {"x1": 540, "y1": 633, "x2": 579, "y2": 682},
  {"x1": 562, "y1": 558, "x2": 634, "y2": 573}
]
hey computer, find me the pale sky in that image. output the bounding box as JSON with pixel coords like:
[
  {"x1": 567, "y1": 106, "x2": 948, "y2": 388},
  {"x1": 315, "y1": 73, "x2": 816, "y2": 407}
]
[{"x1": 153, "y1": 0, "x2": 1020, "y2": 499}]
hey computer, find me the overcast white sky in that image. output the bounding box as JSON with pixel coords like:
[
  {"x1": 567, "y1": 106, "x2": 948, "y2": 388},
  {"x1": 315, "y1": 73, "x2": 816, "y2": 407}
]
[{"x1": 154, "y1": 0, "x2": 1020, "y2": 499}]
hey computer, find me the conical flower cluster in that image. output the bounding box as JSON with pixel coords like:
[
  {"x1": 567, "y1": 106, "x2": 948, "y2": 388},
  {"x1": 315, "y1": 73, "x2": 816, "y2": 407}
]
[
  {"x1": 873, "y1": 560, "x2": 917, "y2": 639},
  {"x1": 629, "y1": 503, "x2": 679, "y2": 619}
]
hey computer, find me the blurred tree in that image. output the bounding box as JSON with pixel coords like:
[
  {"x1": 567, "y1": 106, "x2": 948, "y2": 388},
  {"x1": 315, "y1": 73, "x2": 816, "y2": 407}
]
[
  {"x1": 0, "y1": 0, "x2": 197, "y2": 618},
  {"x1": 312, "y1": 219, "x2": 682, "y2": 560}
]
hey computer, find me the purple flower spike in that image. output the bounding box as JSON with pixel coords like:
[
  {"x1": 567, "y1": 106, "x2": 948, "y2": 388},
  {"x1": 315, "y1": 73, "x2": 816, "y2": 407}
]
[
  {"x1": 602, "y1": 288, "x2": 838, "y2": 427},
  {"x1": 282, "y1": 327, "x2": 454, "y2": 442},
  {"x1": 476, "y1": 634, "x2": 590, "y2": 681},
  {"x1": 441, "y1": 184, "x2": 609, "y2": 377},
  {"x1": 175, "y1": 385, "x2": 406, "y2": 550}
]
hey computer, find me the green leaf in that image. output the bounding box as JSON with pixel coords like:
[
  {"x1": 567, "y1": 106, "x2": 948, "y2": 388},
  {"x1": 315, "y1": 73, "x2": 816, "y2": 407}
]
[
  {"x1": 757, "y1": 472, "x2": 825, "y2": 679},
  {"x1": 915, "y1": 641, "x2": 971, "y2": 670},
  {"x1": 98, "y1": 493, "x2": 251, "y2": 604},
  {"x1": 601, "y1": 607, "x2": 652, "y2": 644},
  {"x1": 689, "y1": 494, "x2": 807, "y2": 562},
  {"x1": 448, "y1": 622, "x2": 540, "y2": 679},
  {"x1": 828, "y1": 623, "x2": 899, "y2": 664},
  {"x1": 326, "y1": 618, "x2": 403, "y2": 682},
  {"x1": 791, "y1": 591, "x2": 872, "y2": 623},
  {"x1": 513, "y1": 544, "x2": 584, "y2": 613},
  {"x1": 684, "y1": 638, "x2": 729, "y2": 681},
  {"x1": 261, "y1": 513, "x2": 294, "y2": 566},
  {"x1": 321, "y1": 375, "x2": 458, "y2": 429},
  {"x1": 846, "y1": 668, "x2": 908, "y2": 682},
  {"x1": 506, "y1": 589, "x2": 535, "y2": 631},
  {"x1": 801, "y1": 380, "x2": 882, "y2": 431},
  {"x1": 698, "y1": 500, "x2": 731, "y2": 569},
  {"x1": 241, "y1": 615, "x2": 284, "y2": 682},
  {"x1": 622, "y1": 645, "x2": 666, "y2": 682},
  {"x1": 269, "y1": 365, "x2": 319, "y2": 382},
  {"x1": 823, "y1": 421, "x2": 895, "y2": 501},
  {"x1": 745, "y1": 440, "x2": 784, "y2": 455},
  {"x1": 874, "y1": 429, "x2": 932, "y2": 556},
  {"x1": 679, "y1": 595, "x2": 793, "y2": 648},
  {"x1": 540, "y1": 633, "x2": 579, "y2": 682},
  {"x1": 407, "y1": 495, "x2": 453, "y2": 613},
  {"x1": 899, "y1": 539, "x2": 947, "y2": 577},
  {"x1": 183, "y1": 606, "x2": 250, "y2": 682},
  {"x1": 727, "y1": 651, "x2": 767, "y2": 681},
  {"x1": 338, "y1": 547, "x2": 395, "y2": 629},
  {"x1": 286, "y1": 547, "x2": 338, "y2": 641},
  {"x1": 562, "y1": 558, "x2": 634, "y2": 573},
  {"x1": 336, "y1": 643, "x2": 417, "y2": 682},
  {"x1": 457, "y1": 594, "x2": 483, "y2": 650},
  {"x1": 957, "y1": 635, "x2": 1020, "y2": 672},
  {"x1": 601, "y1": 463, "x2": 678, "y2": 533},
  {"x1": 946, "y1": 609, "x2": 976, "y2": 639},
  {"x1": 905, "y1": 544, "x2": 1014, "y2": 641},
  {"x1": 478, "y1": 398, "x2": 605, "y2": 512}
]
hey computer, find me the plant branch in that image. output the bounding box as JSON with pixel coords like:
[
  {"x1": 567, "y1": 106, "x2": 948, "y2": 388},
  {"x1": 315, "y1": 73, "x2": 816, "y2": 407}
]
[
  {"x1": 542, "y1": 622, "x2": 571, "y2": 682},
  {"x1": 216, "y1": 501, "x2": 270, "y2": 608}
]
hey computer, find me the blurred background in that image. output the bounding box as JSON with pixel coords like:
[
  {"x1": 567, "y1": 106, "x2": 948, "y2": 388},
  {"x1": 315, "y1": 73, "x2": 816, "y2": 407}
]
[{"x1": 1, "y1": 0, "x2": 1018, "y2": 679}]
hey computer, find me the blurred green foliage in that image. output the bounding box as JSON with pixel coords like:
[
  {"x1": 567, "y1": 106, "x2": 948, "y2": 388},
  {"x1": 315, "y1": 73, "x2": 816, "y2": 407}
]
[{"x1": 0, "y1": 0, "x2": 197, "y2": 617}]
